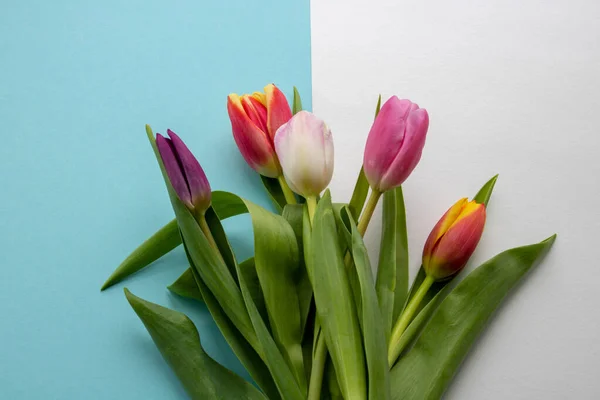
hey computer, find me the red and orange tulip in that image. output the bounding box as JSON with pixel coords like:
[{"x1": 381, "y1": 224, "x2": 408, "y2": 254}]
[
  {"x1": 422, "y1": 198, "x2": 486, "y2": 280},
  {"x1": 226, "y1": 84, "x2": 292, "y2": 178}
]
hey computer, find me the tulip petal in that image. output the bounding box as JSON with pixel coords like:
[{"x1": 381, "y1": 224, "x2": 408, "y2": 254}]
[
  {"x1": 156, "y1": 134, "x2": 193, "y2": 209},
  {"x1": 422, "y1": 198, "x2": 468, "y2": 267},
  {"x1": 265, "y1": 84, "x2": 293, "y2": 140},
  {"x1": 379, "y1": 108, "x2": 429, "y2": 191},
  {"x1": 429, "y1": 204, "x2": 486, "y2": 279},
  {"x1": 274, "y1": 111, "x2": 334, "y2": 197},
  {"x1": 241, "y1": 95, "x2": 268, "y2": 134},
  {"x1": 227, "y1": 94, "x2": 281, "y2": 177},
  {"x1": 167, "y1": 129, "x2": 211, "y2": 212},
  {"x1": 363, "y1": 96, "x2": 415, "y2": 191}
]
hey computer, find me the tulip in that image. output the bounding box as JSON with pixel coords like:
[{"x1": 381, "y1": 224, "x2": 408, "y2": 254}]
[
  {"x1": 227, "y1": 84, "x2": 292, "y2": 178},
  {"x1": 274, "y1": 111, "x2": 334, "y2": 201},
  {"x1": 423, "y1": 198, "x2": 486, "y2": 280},
  {"x1": 156, "y1": 129, "x2": 211, "y2": 217},
  {"x1": 363, "y1": 96, "x2": 429, "y2": 193},
  {"x1": 388, "y1": 197, "x2": 486, "y2": 366}
]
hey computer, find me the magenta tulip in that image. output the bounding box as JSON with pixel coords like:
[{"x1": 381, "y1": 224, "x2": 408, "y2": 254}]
[
  {"x1": 363, "y1": 96, "x2": 429, "y2": 192},
  {"x1": 156, "y1": 129, "x2": 211, "y2": 215}
]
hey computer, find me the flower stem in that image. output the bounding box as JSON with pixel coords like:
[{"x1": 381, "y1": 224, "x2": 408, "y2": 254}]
[
  {"x1": 307, "y1": 331, "x2": 327, "y2": 400},
  {"x1": 388, "y1": 274, "x2": 435, "y2": 366},
  {"x1": 356, "y1": 189, "x2": 382, "y2": 236},
  {"x1": 306, "y1": 196, "x2": 318, "y2": 226},
  {"x1": 278, "y1": 175, "x2": 297, "y2": 205},
  {"x1": 197, "y1": 214, "x2": 220, "y2": 253}
]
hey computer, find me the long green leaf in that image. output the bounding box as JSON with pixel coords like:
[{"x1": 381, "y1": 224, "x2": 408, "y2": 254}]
[
  {"x1": 282, "y1": 204, "x2": 313, "y2": 336},
  {"x1": 181, "y1": 242, "x2": 280, "y2": 400},
  {"x1": 124, "y1": 289, "x2": 267, "y2": 400},
  {"x1": 243, "y1": 199, "x2": 306, "y2": 391},
  {"x1": 376, "y1": 187, "x2": 409, "y2": 339},
  {"x1": 390, "y1": 235, "x2": 556, "y2": 400},
  {"x1": 101, "y1": 219, "x2": 180, "y2": 290},
  {"x1": 201, "y1": 192, "x2": 307, "y2": 397},
  {"x1": 101, "y1": 187, "x2": 251, "y2": 291},
  {"x1": 260, "y1": 175, "x2": 287, "y2": 213},
  {"x1": 349, "y1": 170, "x2": 369, "y2": 221},
  {"x1": 307, "y1": 191, "x2": 366, "y2": 400},
  {"x1": 339, "y1": 207, "x2": 391, "y2": 400}
]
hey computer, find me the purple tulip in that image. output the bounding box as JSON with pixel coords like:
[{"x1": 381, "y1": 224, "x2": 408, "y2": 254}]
[
  {"x1": 363, "y1": 96, "x2": 429, "y2": 192},
  {"x1": 156, "y1": 129, "x2": 211, "y2": 215}
]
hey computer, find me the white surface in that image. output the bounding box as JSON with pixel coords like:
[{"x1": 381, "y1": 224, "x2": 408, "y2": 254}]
[{"x1": 311, "y1": 0, "x2": 600, "y2": 398}]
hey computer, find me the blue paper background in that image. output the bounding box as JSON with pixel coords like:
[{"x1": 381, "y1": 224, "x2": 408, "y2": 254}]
[{"x1": 0, "y1": 1, "x2": 311, "y2": 398}]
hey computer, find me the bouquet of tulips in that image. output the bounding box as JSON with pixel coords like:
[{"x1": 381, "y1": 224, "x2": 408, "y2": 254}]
[{"x1": 102, "y1": 84, "x2": 556, "y2": 400}]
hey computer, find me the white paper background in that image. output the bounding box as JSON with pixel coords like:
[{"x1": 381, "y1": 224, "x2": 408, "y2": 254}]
[{"x1": 311, "y1": 0, "x2": 600, "y2": 398}]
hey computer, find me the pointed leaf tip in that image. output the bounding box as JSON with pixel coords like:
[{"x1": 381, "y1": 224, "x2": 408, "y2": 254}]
[{"x1": 473, "y1": 174, "x2": 499, "y2": 206}]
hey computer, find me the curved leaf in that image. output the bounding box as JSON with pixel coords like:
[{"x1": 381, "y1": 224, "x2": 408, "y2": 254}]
[
  {"x1": 307, "y1": 191, "x2": 366, "y2": 400},
  {"x1": 101, "y1": 219, "x2": 180, "y2": 290},
  {"x1": 282, "y1": 204, "x2": 313, "y2": 336},
  {"x1": 339, "y1": 207, "x2": 391, "y2": 400},
  {"x1": 181, "y1": 245, "x2": 280, "y2": 400},
  {"x1": 168, "y1": 267, "x2": 203, "y2": 302},
  {"x1": 390, "y1": 235, "x2": 556, "y2": 400},
  {"x1": 124, "y1": 289, "x2": 267, "y2": 400},
  {"x1": 376, "y1": 187, "x2": 409, "y2": 339}
]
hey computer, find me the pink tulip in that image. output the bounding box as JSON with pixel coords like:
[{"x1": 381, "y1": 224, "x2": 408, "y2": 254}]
[
  {"x1": 227, "y1": 84, "x2": 292, "y2": 177},
  {"x1": 363, "y1": 96, "x2": 429, "y2": 192}
]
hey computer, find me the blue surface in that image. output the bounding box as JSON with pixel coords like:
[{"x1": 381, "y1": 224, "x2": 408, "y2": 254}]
[{"x1": 0, "y1": 1, "x2": 311, "y2": 398}]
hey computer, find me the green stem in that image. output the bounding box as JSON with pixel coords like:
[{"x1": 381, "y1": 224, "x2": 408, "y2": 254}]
[
  {"x1": 278, "y1": 175, "x2": 297, "y2": 205},
  {"x1": 307, "y1": 331, "x2": 327, "y2": 400},
  {"x1": 306, "y1": 196, "x2": 318, "y2": 226},
  {"x1": 356, "y1": 189, "x2": 382, "y2": 236},
  {"x1": 197, "y1": 214, "x2": 220, "y2": 253},
  {"x1": 388, "y1": 274, "x2": 435, "y2": 366}
]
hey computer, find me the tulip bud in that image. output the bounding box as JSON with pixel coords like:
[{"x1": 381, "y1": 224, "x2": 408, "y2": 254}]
[
  {"x1": 156, "y1": 129, "x2": 211, "y2": 216},
  {"x1": 363, "y1": 96, "x2": 429, "y2": 192},
  {"x1": 274, "y1": 111, "x2": 334, "y2": 198},
  {"x1": 422, "y1": 198, "x2": 486, "y2": 280},
  {"x1": 227, "y1": 84, "x2": 292, "y2": 177}
]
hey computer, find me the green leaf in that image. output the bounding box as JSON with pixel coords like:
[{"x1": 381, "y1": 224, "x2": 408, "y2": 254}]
[
  {"x1": 473, "y1": 174, "x2": 499, "y2": 206},
  {"x1": 282, "y1": 204, "x2": 313, "y2": 336},
  {"x1": 201, "y1": 193, "x2": 307, "y2": 397},
  {"x1": 101, "y1": 219, "x2": 181, "y2": 290},
  {"x1": 307, "y1": 191, "x2": 366, "y2": 400},
  {"x1": 260, "y1": 175, "x2": 287, "y2": 213},
  {"x1": 181, "y1": 243, "x2": 280, "y2": 400},
  {"x1": 390, "y1": 235, "x2": 557, "y2": 400},
  {"x1": 339, "y1": 207, "x2": 391, "y2": 400},
  {"x1": 243, "y1": 199, "x2": 306, "y2": 391},
  {"x1": 292, "y1": 86, "x2": 303, "y2": 115},
  {"x1": 375, "y1": 187, "x2": 409, "y2": 340},
  {"x1": 349, "y1": 167, "x2": 370, "y2": 221},
  {"x1": 124, "y1": 288, "x2": 267, "y2": 400},
  {"x1": 168, "y1": 267, "x2": 203, "y2": 302}
]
